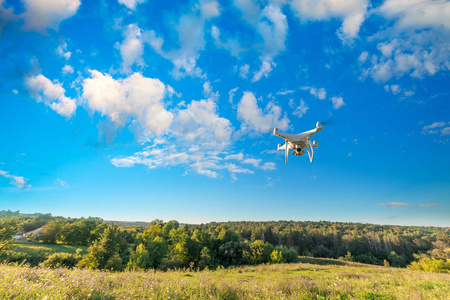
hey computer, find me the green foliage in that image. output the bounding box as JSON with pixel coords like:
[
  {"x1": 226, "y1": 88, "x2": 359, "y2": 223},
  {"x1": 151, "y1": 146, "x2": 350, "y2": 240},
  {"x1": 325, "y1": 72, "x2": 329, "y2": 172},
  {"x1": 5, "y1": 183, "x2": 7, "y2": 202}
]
[
  {"x1": 407, "y1": 255, "x2": 450, "y2": 273},
  {"x1": 77, "y1": 225, "x2": 129, "y2": 271},
  {"x1": 39, "y1": 251, "x2": 81, "y2": 268},
  {"x1": 270, "y1": 250, "x2": 284, "y2": 264},
  {"x1": 0, "y1": 218, "x2": 18, "y2": 256},
  {"x1": 127, "y1": 243, "x2": 152, "y2": 270}
]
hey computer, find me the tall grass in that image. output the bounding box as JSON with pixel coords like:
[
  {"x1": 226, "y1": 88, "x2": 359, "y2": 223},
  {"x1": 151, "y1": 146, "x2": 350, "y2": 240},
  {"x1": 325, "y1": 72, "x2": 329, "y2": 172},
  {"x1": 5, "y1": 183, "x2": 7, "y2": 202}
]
[{"x1": 1, "y1": 262, "x2": 449, "y2": 299}]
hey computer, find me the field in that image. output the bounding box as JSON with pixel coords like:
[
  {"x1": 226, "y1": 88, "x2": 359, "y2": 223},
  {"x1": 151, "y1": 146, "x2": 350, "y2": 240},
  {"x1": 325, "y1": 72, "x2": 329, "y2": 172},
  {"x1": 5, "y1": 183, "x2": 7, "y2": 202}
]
[
  {"x1": 5, "y1": 242, "x2": 88, "y2": 267},
  {"x1": 1, "y1": 260, "x2": 449, "y2": 299},
  {"x1": 12, "y1": 241, "x2": 88, "y2": 255}
]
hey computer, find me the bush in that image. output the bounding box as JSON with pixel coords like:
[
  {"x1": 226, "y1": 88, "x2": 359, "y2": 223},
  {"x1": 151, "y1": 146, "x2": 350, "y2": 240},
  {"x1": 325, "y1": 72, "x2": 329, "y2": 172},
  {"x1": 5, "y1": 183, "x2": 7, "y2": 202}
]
[{"x1": 39, "y1": 252, "x2": 81, "y2": 268}]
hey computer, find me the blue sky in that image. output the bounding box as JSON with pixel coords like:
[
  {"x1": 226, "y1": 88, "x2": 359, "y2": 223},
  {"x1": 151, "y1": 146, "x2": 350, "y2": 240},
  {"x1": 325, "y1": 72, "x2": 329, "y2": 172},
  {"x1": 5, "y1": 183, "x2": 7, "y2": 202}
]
[{"x1": 1, "y1": 0, "x2": 449, "y2": 226}]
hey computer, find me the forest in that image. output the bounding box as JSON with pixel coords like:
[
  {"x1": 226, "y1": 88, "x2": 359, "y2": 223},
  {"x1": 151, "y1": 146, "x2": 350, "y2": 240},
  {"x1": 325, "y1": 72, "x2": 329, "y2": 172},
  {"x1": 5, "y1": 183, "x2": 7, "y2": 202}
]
[{"x1": 1, "y1": 210, "x2": 449, "y2": 273}]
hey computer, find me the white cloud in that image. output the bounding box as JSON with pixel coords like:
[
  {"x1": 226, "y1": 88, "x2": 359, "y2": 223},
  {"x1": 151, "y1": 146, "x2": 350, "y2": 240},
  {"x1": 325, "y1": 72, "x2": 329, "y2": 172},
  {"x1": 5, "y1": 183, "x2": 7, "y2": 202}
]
[
  {"x1": 277, "y1": 90, "x2": 295, "y2": 95},
  {"x1": 145, "y1": 0, "x2": 220, "y2": 78},
  {"x1": 56, "y1": 42, "x2": 71, "y2": 60},
  {"x1": 378, "y1": 0, "x2": 450, "y2": 30},
  {"x1": 118, "y1": 0, "x2": 147, "y2": 10},
  {"x1": 242, "y1": 158, "x2": 261, "y2": 167},
  {"x1": 239, "y1": 64, "x2": 250, "y2": 79},
  {"x1": 234, "y1": 0, "x2": 288, "y2": 80},
  {"x1": 331, "y1": 96, "x2": 345, "y2": 109},
  {"x1": 260, "y1": 162, "x2": 276, "y2": 171},
  {"x1": 293, "y1": 99, "x2": 309, "y2": 118},
  {"x1": 228, "y1": 87, "x2": 239, "y2": 104},
  {"x1": 172, "y1": 98, "x2": 233, "y2": 150},
  {"x1": 62, "y1": 65, "x2": 74, "y2": 74},
  {"x1": 306, "y1": 87, "x2": 326, "y2": 100},
  {"x1": 224, "y1": 153, "x2": 243, "y2": 160},
  {"x1": 21, "y1": 0, "x2": 81, "y2": 33},
  {"x1": 119, "y1": 24, "x2": 144, "y2": 73},
  {"x1": 82, "y1": 71, "x2": 173, "y2": 136},
  {"x1": 378, "y1": 201, "x2": 410, "y2": 208},
  {"x1": 422, "y1": 121, "x2": 447, "y2": 135},
  {"x1": 0, "y1": 169, "x2": 31, "y2": 189},
  {"x1": 358, "y1": 51, "x2": 369, "y2": 64},
  {"x1": 26, "y1": 74, "x2": 77, "y2": 118},
  {"x1": 290, "y1": 0, "x2": 369, "y2": 40},
  {"x1": 12, "y1": 89, "x2": 18, "y2": 94},
  {"x1": 237, "y1": 91, "x2": 290, "y2": 133},
  {"x1": 442, "y1": 127, "x2": 450, "y2": 136},
  {"x1": 360, "y1": 1, "x2": 450, "y2": 82},
  {"x1": 252, "y1": 58, "x2": 275, "y2": 82}
]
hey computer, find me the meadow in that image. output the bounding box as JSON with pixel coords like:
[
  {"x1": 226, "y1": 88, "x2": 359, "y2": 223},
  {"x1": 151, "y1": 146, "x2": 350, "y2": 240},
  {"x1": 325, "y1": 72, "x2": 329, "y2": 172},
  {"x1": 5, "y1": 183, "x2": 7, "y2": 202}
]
[{"x1": 1, "y1": 260, "x2": 449, "y2": 299}]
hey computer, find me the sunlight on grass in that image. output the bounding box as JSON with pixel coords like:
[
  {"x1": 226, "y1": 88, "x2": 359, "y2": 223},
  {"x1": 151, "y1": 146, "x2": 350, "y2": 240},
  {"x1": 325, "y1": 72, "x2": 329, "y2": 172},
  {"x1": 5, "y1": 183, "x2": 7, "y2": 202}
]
[{"x1": 1, "y1": 262, "x2": 449, "y2": 299}]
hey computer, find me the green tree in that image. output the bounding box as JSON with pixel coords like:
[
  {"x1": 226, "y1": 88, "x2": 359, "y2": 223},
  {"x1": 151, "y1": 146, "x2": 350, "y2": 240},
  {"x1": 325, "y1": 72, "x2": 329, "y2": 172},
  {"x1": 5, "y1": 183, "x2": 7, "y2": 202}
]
[
  {"x1": 0, "y1": 218, "x2": 18, "y2": 258},
  {"x1": 78, "y1": 225, "x2": 129, "y2": 271},
  {"x1": 127, "y1": 243, "x2": 152, "y2": 270}
]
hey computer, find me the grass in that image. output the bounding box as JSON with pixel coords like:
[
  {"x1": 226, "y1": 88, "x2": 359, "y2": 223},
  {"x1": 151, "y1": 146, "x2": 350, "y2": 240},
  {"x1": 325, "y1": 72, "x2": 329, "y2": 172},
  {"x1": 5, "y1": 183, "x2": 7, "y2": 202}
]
[
  {"x1": 1, "y1": 261, "x2": 449, "y2": 299},
  {"x1": 12, "y1": 241, "x2": 88, "y2": 255}
]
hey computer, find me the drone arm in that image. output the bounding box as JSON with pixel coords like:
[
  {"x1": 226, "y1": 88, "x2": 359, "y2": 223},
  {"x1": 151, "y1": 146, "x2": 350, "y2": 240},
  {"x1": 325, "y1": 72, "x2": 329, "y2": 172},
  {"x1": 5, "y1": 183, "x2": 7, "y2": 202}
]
[
  {"x1": 306, "y1": 139, "x2": 314, "y2": 163},
  {"x1": 285, "y1": 140, "x2": 289, "y2": 164}
]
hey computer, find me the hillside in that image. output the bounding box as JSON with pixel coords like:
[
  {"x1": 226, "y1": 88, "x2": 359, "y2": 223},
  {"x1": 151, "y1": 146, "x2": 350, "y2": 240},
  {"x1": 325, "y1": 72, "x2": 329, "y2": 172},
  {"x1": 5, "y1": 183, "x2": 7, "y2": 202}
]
[{"x1": 1, "y1": 260, "x2": 449, "y2": 299}]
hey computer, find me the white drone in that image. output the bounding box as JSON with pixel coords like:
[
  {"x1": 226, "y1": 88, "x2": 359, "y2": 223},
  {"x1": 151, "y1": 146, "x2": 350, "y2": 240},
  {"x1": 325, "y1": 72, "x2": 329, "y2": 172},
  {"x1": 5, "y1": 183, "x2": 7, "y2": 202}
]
[{"x1": 273, "y1": 122, "x2": 323, "y2": 163}]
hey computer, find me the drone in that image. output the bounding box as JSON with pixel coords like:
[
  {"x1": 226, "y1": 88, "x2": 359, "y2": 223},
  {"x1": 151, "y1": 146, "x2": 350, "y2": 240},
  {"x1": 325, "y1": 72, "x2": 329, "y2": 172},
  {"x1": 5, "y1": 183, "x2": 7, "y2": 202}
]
[{"x1": 273, "y1": 122, "x2": 323, "y2": 164}]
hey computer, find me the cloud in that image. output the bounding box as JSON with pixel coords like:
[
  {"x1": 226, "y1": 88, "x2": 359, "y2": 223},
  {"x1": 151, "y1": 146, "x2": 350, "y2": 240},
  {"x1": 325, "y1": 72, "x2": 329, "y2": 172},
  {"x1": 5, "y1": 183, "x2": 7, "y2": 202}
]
[
  {"x1": 290, "y1": 0, "x2": 369, "y2": 40},
  {"x1": 237, "y1": 91, "x2": 290, "y2": 133},
  {"x1": 56, "y1": 41, "x2": 71, "y2": 60},
  {"x1": 378, "y1": 0, "x2": 450, "y2": 30},
  {"x1": 82, "y1": 70, "x2": 173, "y2": 136},
  {"x1": 224, "y1": 153, "x2": 243, "y2": 161},
  {"x1": 118, "y1": 0, "x2": 147, "y2": 10},
  {"x1": 242, "y1": 158, "x2": 261, "y2": 167},
  {"x1": 307, "y1": 87, "x2": 327, "y2": 100},
  {"x1": 0, "y1": 169, "x2": 31, "y2": 189},
  {"x1": 277, "y1": 90, "x2": 295, "y2": 96},
  {"x1": 172, "y1": 98, "x2": 233, "y2": 150},
  {"x1": 418, "y1": 203, "x2": 440, "y2": 207},
  {"x1": 56, "y1": 179, "x2": 68, "y2": 187},
  {"x1": 62, "y1": 65, "x2": 74, "y2": 74},
  {"x1": 252, "y1": 58, "x2": 275, "y2": 82},
  {"x1": 360, "y1": 1, "x2": 450, "y2": 82},
  {"x1": 378, "y1": 202, "x2": 410, "y2": 208},
  {"x1": 228, "y1": 87, "x2": 239, "y2": 104},
  {"x1": 233, "y1": 0, "x2": 288, "y2": 81},
  {"x1": 145, "y1": 0, "x2": 220, "y2": 78},
  {"x1": 119, "y1": 24, "x2": 144, "y2": 73},
  {"x1": 331, "y1": 96, "x2": 345, "y2": 109},
  {"x1": 422, "y1": 121, "x2": 447, "y2": 135},
  {"x1": 111, "y1": 140, "x2": 273, "y2": 178},
  {"x1": 361, "y1": 31, "x2": 450, "y2": 82},
  {"x1": 21, "y1": 0, "x2": 81, "y2": 33},
  {"x1": 292, "y1": 99, "x2": 309, "y2": 118},
  {"x1": 26, "y1": 74, "x2": 77, "y2": 118},
  {"x1": 239, "y1": 64, "x2": 250, "y2": 79},
  {"x1": 260, "y1": 162, "x2": 276, "y2": 171}
]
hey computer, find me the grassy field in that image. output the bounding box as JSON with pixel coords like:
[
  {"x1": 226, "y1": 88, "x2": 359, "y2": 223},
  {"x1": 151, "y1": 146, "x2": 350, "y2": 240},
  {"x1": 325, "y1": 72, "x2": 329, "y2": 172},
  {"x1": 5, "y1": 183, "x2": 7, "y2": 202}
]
[
  {"x1": 1, "y1": 260, "x2": 449, "y2": 299},
  {"x1": 5, "y1": 242, "x2": 89, "y2": 267},
  {"x1": 12, "y1": 241, "x2": 88, "y2": 255}
]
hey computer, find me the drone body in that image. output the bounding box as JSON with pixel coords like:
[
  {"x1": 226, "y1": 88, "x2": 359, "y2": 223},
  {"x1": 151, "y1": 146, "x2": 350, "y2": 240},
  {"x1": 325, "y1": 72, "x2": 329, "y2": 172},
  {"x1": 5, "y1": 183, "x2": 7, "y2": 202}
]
[{"x1": 273, "y1": 122, "x2": 323, "y2": 163}]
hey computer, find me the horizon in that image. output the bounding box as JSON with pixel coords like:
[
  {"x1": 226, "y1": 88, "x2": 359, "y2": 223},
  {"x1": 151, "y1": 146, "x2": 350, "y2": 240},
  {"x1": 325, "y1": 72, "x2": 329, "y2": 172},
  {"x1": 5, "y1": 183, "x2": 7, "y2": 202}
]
[{"x1": 1, "y1": 0, "x2": 449, "y2": 227}]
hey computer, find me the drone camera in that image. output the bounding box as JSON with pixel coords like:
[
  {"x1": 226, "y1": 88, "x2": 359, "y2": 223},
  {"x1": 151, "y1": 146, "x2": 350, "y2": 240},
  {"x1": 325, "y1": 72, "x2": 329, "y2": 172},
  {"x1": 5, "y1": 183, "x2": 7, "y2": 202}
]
[{"x1": 273, "y1": 127, "x2": 279, "y2": 135}]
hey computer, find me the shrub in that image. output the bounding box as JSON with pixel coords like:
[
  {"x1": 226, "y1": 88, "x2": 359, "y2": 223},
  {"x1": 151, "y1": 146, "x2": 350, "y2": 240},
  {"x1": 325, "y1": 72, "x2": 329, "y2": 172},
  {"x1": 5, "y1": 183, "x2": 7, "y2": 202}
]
[{"x1": 39, "y1": 252, "x2": 81, "y2": 268}]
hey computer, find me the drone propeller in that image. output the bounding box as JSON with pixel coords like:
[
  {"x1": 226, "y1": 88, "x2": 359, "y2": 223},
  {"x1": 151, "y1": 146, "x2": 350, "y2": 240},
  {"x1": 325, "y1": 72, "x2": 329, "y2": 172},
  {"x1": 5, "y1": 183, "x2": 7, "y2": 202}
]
[{"x1": 285, "y1": 140, "x2": 289, "y2": 164}]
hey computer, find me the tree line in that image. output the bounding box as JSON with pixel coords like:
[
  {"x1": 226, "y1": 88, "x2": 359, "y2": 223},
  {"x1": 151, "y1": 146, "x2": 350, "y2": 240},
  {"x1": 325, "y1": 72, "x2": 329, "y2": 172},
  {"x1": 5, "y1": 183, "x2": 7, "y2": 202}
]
[{"x1": 0, "y1": 211, "x2": 449, "y2": 272}]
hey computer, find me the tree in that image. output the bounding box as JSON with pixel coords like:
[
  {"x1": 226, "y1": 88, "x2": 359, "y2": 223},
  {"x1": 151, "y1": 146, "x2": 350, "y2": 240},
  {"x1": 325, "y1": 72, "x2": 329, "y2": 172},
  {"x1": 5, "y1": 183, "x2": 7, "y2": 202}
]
[
  {"x1": 0, "y1": 218, "x2": 18, "y2": 258},
  {"x1": 127, "y1": 243, "x2": 152, "y2": 270},
  {"x1": 78, "y1": 225, "x2": 129, "y2": 271}
]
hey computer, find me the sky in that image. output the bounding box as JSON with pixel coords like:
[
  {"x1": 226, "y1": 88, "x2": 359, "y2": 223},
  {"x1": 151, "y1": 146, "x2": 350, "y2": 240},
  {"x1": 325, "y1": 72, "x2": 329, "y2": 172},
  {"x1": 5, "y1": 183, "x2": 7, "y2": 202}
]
[{"x1": 0, "y1": 0, "x2": 449, "y2": 227}]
